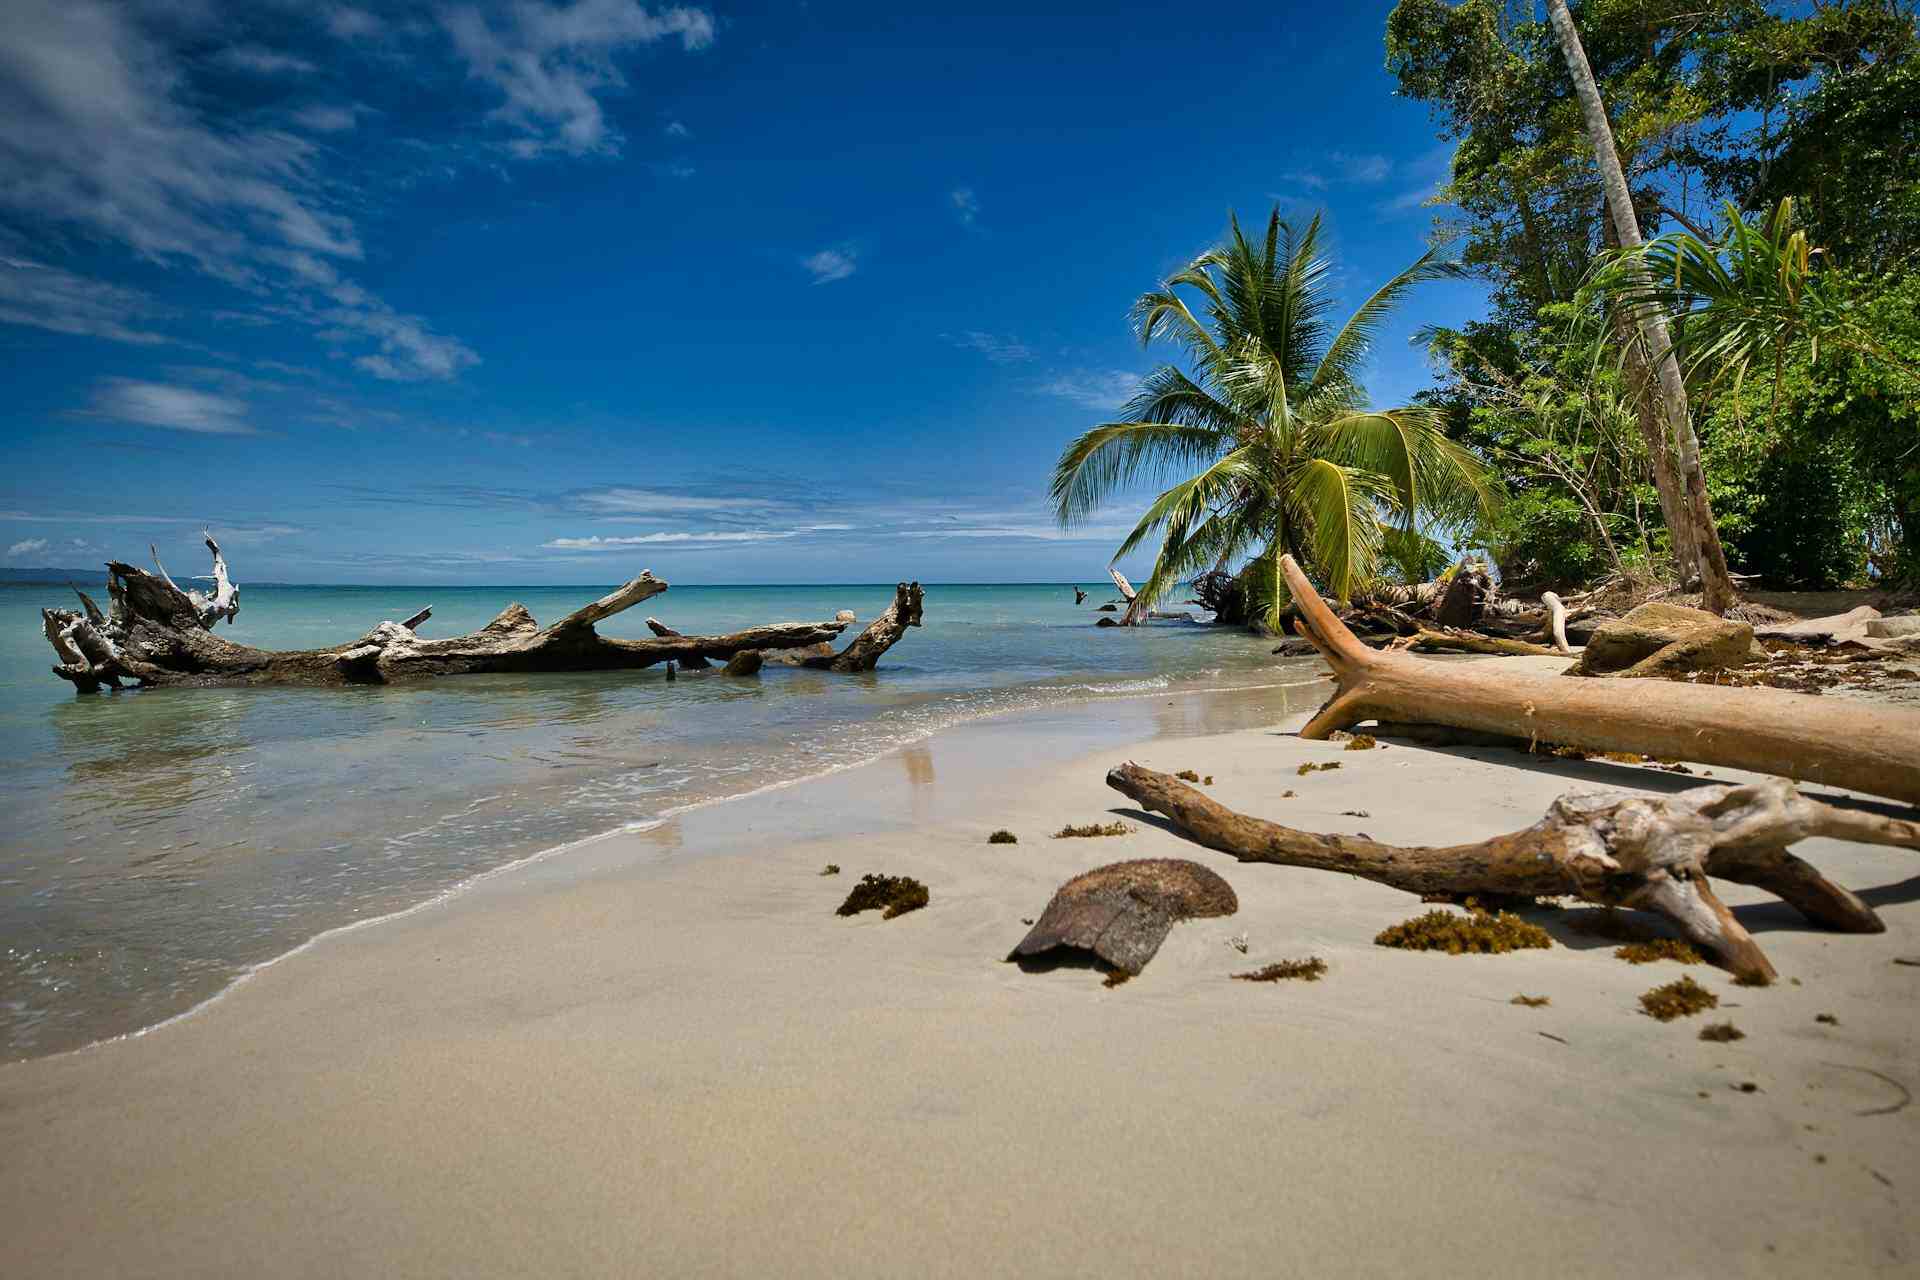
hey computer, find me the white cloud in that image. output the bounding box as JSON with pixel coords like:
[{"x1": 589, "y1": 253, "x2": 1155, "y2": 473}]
[
  {"x1": 802, "y1": 247, "x2": 856, "y2": 284},
  {"x1": 0, "y1": 0, "x2": 478, "y2": 380},
  {"x1": 441, "y1": 1, "x2": 716, "y2": 156},
  {"x1": 1038, "y1": 370, "x2": 1142, "y2": 412},
  {"x1": 214, "y1": 45, "x2": 317, "y2": 75},
  {"x1": 951, "y1": 186, "x2": 978, "y2": 226},
  {"x1": 324, "y1": 7, "x2": 383, "y2": 40},
  {"x1": 293, "y1": 104, "x2": 360, "y2": 133},
  {"x1": 665, "y1": 119, "x2": 690, "y2": 137},
  {"x1": 573, "y1": 487, "x2": 763, "y2": 514},
  {"x1": 0, "y1": 257, "x2": 171, "y2": 344},
  {"x1": 82, "y1": 378, "x2": 254, "y2": 434},
  {"x1": 7, "y1": 538, "x2": 50, "y2": 559},
  {"x1": 950, "y1": 331, "x2": 1031, "y2": 363},
  {"x1": 543, "y1": 530, "x2": 801, "y2": 550},
  {"x1": 1330, "y1": 151, "x2": 1392, "y2": 184}
]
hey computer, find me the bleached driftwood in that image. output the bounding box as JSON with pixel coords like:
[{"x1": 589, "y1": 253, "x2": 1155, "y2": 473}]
[
  {"x1": 39, "y1": 542, "x2": 918, "y2": 691},
  {"x1": 1278, "y1": 555, "x2": 1920, "y2": 806},
  {"x1": 1541, "y1": 591, "x2": 1572, "y2": 654},
  {"x1": 1108, "y1": 763, "x2": 1915, "y2": 982},
  {"x1": 1401, "y1": 627, "x2": 1563, "y2": 658}
]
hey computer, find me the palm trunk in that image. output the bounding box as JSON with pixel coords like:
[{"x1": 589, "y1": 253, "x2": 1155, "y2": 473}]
[{"x1": 1545, "y1": 0, "x2": 1736, "y2": 614}]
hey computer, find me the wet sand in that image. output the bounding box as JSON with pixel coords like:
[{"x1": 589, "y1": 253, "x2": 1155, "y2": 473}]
[{"x1": 2, "y1": 681, "x2": 1915, "y2": 1277}]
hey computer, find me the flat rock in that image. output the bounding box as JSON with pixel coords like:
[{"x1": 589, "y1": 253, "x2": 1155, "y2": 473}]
[
  {"x1": 1570, "y1": 602, "x2": 1760, "y2": 677},
  {"x1": 1866, "y1": 615, "x2": 1920, "y2": 639},
  {"x1": 1009, "y1": 858, "x2": 1238, "y2": 977}
]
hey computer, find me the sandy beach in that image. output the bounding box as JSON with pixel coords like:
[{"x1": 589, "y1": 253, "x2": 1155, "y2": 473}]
[{"x1": 2, "y1": 678, "x2": 1914, "y2": 1278}]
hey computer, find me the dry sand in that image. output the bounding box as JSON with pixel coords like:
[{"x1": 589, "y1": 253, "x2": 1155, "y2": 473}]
[{"x1": 2, "y1": 680, "x2": 1916, "y2": 1277}]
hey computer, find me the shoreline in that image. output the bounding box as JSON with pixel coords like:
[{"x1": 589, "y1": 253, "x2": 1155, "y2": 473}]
[
  {"x1": 3, "y1": 677, "x2": 1916, "y2": 1276},
  {"x1": 18, "y1": 673, "x2": 1332, "y2": 1067}
]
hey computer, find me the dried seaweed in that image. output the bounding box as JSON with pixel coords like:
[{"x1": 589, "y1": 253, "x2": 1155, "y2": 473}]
[
  {"x1": 1640, "y1": 975, "x2": 1718, "y2": 1021},
  {"x1": 987, "y1": 830, "x2": 1018, "y2": 844},
  {"x1": 1699, "y1": 1021, "x2": 1745, "y2": 1042},
  {"x1": 1296, "y1": 761, "x2": 1342, "y2": 776},
  {"x1": 1052, "y1": 821, "x2": 1133, "y2": 838},
  {"x1": 835, "y1": 873, "x2": 928, "y2": 919},
  {"x1": 1234, "y1": 957, "x2": 1327, "y2": 982},
  {"x1": 1615, "y1": 938, "x2": 1703, "y2": 965},
  {"x1": 1374, "y1": 908, "x2": 1552, "y2": 955}
]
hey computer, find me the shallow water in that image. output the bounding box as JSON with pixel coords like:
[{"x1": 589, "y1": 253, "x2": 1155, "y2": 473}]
[{"x1": 1, "y1": 580, "x2": 1313, "y2": 1059}]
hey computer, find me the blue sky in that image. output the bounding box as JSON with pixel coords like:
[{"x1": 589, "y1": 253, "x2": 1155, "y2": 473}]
[{"x1": 0, "y1": 0, "x2": 1487, "y2": 584}]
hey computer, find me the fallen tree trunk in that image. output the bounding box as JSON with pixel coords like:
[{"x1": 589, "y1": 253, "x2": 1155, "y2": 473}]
[
  {"x1": 1401, "y1": 627, "x2": 1563, "y2": 658},
  {"x1": 37, "y1": 540, "x2": 910, "y2": 690},
  {"x1": 1109, "y1": 567, "x2": 1148, "y2": 627},
  {"x1": 1108, "y1": 763, "x2": 1916, "y2": 981},
  {"x1": 800, "y1": 582, "x2": 924, "y2": 672},
  {"x1": 1277, "y1": 554, "x2": 1920, "y2": 806}
]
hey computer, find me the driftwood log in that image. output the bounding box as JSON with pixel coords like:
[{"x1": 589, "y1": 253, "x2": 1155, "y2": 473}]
[
  {"x1": 1279, "y1": 555, "x2": 1920, "y2": 807},
  {"x1": 1108, "y1": 764, "x2": 1917, "y2": 982},
  {"x1": 1008, "y1": 858, "x2": 1238, "y2": 976},
  {"x1": 1401, "y1": 627, "x2": 1563, "y2": 658},
  {"x1": 39, "y1": 541, "x2": 920, "y2": 691}
]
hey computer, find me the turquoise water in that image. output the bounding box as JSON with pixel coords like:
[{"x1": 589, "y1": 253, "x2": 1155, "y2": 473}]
[{"x1": 1, "y1": 580, "x2": 1308, "y2": 1059}]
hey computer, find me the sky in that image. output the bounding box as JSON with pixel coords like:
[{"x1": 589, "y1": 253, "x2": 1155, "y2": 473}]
[{"x1": 0, "y1": 0, "x2": 1490, "y2": 584}]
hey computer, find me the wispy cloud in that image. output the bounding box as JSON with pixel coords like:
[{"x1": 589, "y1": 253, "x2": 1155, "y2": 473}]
[
  {"x1": 665, "y1": 119, "x2": 690, "y2": 137},
  {"x1": 1330, "y1": 150, "x2": 1392, "y2": 184},
  {"x1": 802, "y1": 246, "x2": 857, "y2": 284},
  {"x1": 323, "y1": 7, "x2": 383, "y2": 40},
  {"x1": 0, "y1": 257, "x2": 171, "y2": 345},
  {"x1": 80, "y1": 378, "x2": 254, "y2": 434},
  {"x1": 543, "y1": 529, "x2": 808, "y2": 551},
  {"x1": 292, "y1": 103, "x2": 362, "y2": 133},
  {"x1": 214, "y1": 45, "x2": 317, "y2": 75},
  {"x1": 6, "y1": 538, "x2": 50, "y2": 559},
  {"x1": 949, "y1": 331, "x2": 1032, "y2": 364},
  {"x1": 573, "y1": 487, "x2": 766, "y2": 515},
  {"x1": 951, "y1": 186, "x2": 979, "y2": 227},
  {"x1": 440, "y1": 1, "x2": 716, "y2": 157},
  {"x1": 1379, "y1": 145, "x2": 1457, "y2": 216},
  {"x1": 1038, "y1": 370, "x2": 1142, "y2": 412},
  {"x1": 0, "y1": 0, "x2": 477, "y2": 380}
]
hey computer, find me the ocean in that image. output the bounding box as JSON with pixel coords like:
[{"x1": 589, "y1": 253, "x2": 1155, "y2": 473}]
[{"x1": 0, "y1": 579, "x2": 1316, "y2": 1059}]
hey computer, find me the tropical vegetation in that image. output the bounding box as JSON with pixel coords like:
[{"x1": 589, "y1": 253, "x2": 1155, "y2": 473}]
[{"x1": 1048, "y1": 209, "x2": 1496, "y2": 628}]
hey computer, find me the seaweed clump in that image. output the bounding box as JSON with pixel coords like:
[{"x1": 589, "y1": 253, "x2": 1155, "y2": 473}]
[
  {"x1": 1615, "y1": 938, "x2": 1702, "y2": 965},
  {"x1": 1234, "y1": 957, "x2": 1327, "y2": 983},
  {"x1": 1174, "y1": 769, "x2": 1201, "y2": 782},
  {"x1": 835, "y1": 873, "x2": 929, "y2": 919},
  {"x1": 1698, "y1": 1021, "x2": 1745, "y2": 1042},
  {"x1": 987, "y1": 830, "x2": 1018, "y2": 844},
  {"x1": 1510, "y1": 994, "x2": 1551, "y2": 1008},
  {"x1": 820, "y1": 863, "x2": 841, "y2": 876},
  {"x1": 1374, "y1": 908, "x2": 1552, "y2": 955},
  {"x1": 1053, "y1": 821, "x2": 1133, "y2": 838},
  {"x1": 1639, "y1": 975, "x2": 1718, "y2": 1021},
  {"x1": 1296, "y1": 761, "x2": 1342, "y2": 776},
  {"x1": 1344, "y1": 734, "x2": 1378, "y2": 751}
]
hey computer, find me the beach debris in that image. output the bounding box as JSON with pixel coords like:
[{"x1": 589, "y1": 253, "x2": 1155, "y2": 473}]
[
  {"x1": 1296, "y1": 761, "x2": 1341, "y2": 776},
  {"x1": 1052, "y1": 821, "x2": 1133, "y2": 838},
  {"x1": 1227, "y1": 932, "x2": 1248, "y2": 953},
  {"x1": 1699, "y1": 1021, "x2": 1746, "y2": 1042},
  {"x1": 1203, "y1": 775, "x2": 1213, "y2": 785},
  {"x1": 1615, "y1": 939, "x2": 1703, "y2": 965},
  {"x1": 37, "y1": 539, "x2": 928, "y2": 690},
  {"x1": 1234, "y1": 957, "x2": 1326, "y2": 982},
  {"x1": 1816, "y1": 1013, "x2": 1839, "y2": 1025},
  {"x1": 1008, "y1": 858, "x2": 1238, "y2": 978},
  {"x1": 1893, "y1": 956, "x2": 1920, "y2": 967},
  {"x1": 1343, "y1": 734, "x2": 1378, "y2": 750},
  {"x1": 1175, "y1": 769, "x2": 1201, "y2": 782},
  {"x1": 1511, "y1": 994, "x2": 1551, "y2": 1008},
  {"x1": 1639, "y1": 976, "x2": 1719, "y2": 1021},
  {"x1": 820, "y1": 864, "x2": 841, "y2": 876},
  {"x1": 645, "y1": 617, "x2": 711, "y2": 668},
  {"x1": 1341, "y1": 809, "x2": 1371, "y2": 818},
  {"x1": 1538, "y1": 1031, "x2": 1570, "y2": 1044},
  {"x1": 1107, "y1": 755, "x2": 1916, "y2": 984},
  {"x1": 1735, "y1": 1082, "x2": 1760, "y2": 1093},
  {"x1": 1571, "y1": 602, "x2": 1761, "y2": 678},
  {"x1": 988, "y1": 830, "x2": 1019, "y2": 844},
  {"x1": 1273, "y1": 552, "x2": 1920, "y2": 807},
  {"x1": 1074, "y1": 587, "x2": 1088, "y2": 605},
  {"x1": 1375, "y1": 908, "x2": 1552, "y2": 955},
  {"x1": 835, "y1": 874, "x2": 928, "y2": 919}
]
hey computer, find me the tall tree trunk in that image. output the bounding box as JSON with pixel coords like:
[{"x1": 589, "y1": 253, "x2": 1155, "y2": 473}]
[{"x1": 1546, "y1": 0, "x2": 1736, "y2": 614}]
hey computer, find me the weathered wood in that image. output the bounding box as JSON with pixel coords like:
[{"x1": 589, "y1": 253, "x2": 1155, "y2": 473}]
[
  {"x1": 645, "y1": 617, "x2": 710, "y2": 669},
  {"x1": 801, "y1": 582, "x2": 923, "y2": 672},
  {"x1": 1279, "y1": 554, "x2": 1920, "y2": 806},
  {"x1": 1541, "y1": 591, "x2": 1572, "y2": 654},
  {"x1": 1403, "y1": 627, "x2": 1563, "y2": 658},
  {"x1": 1108, "y1": 764, "x2": 1914, "y2": 981},
  {"x1": 35, "y1": 543, "x2": 912, "y2": 690},
  {"x1": 1008, "y1": 858, "x2": 1238, "y2": 976}
]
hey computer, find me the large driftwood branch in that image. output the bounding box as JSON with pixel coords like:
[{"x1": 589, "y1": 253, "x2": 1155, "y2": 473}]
[
  {"x1": 801, "y1": 582, "x2": 924, "y2": 672},
  {"x1": 1278, "y1": 555, "x2": 1920, "y2": 806},
  {"x1": 36, "y1": 543, "x2": 905, "y2": 690},
  {"x1": 1108, "y1": 764, "x2": 1915, "y2": 981}
]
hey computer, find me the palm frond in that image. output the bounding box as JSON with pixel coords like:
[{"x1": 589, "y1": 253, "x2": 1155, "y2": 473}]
[
  {"x1": 1288, "y1": 458, "x2": 1395, "y2": 602},
  {"x1": 1049, "y1": 420, "x2": 1235, "y2": 526}
]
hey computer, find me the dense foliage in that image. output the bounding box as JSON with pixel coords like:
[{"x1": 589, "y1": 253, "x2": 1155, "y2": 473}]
[{"x1": 1387, "y1": 0, "x2": 1920, "y2": 588}]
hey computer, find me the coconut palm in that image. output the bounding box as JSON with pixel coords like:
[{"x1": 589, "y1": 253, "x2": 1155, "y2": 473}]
[{"x1": 1049, "y1": 207, "x2": 1496, "y2": 628}]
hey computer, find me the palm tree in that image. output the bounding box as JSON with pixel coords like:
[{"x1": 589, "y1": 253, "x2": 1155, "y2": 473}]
[
  {"x1": 1050, "y1": 208, "x2": 1495, "y2": 630},
  {"x1": 1543, "y1": 0, "x2": 1738, "y2": 615}
]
